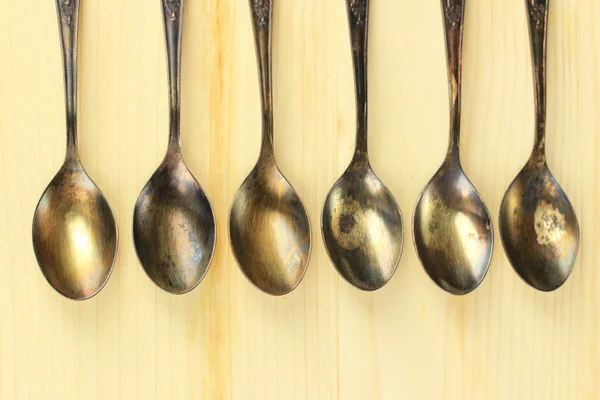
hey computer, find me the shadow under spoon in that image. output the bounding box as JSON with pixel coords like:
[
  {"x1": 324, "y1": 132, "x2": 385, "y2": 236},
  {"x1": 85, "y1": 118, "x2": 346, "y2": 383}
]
[
  {"x1": 499, "y1": 0, "x2": 579, "y2": 292},
  {"x1": 229, "y1": 0, "x2": 311, "y2": 296},
  {"x1": 32, "y1": 0, "x2": 118, "y2": 301},
  {"x1": 321, "y1": 0, "x2": 403, "y2": 291},
  {"x1": 133, "y1": 0, "x2": 216, "y2": 295},
  {"x1": 413, "y1": 0, "x2": 493, "y2": 295}
]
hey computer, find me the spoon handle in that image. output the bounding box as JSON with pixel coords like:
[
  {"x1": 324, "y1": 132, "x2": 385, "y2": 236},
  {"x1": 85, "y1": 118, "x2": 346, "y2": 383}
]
[
  {"x1": 346, "y1": 0, "x2": 369, "y2": 157},
  {"x1": 162, "y1": 0, "x2": 184, "y2": 150},
  {"x1": 441, "y1": 0, "x2": 465, "y2": 157},
  {"x1": 249, "y1": 0, "x2": 274, "y2": 158},
  {"x1": 526, "y1": 0, "x2": 548, "y2": 160},
  {"x1": 56, "y1": 0, "x2": 80, "y2": 161}
]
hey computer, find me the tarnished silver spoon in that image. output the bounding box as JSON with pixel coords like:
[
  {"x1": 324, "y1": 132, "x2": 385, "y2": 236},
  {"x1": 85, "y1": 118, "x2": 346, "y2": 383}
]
[
  {"x1": 133, "y1": 0, "x2": 216, "y2": 294},
  {"x1": 499, "y1": 0, "x2": 579, "y2": 291},
  {"x1": 321, "y1": 0, "x2": 404, "y2": 291},
  {"x1": 413, "y1": 0, "x2": 493, "y2": 295},
  {"x1": 228, "y1": 0, "x2": 311, "y2": 296},
  {"x1": 32, "y1": 0, "x2": 118, "y2": 300}
]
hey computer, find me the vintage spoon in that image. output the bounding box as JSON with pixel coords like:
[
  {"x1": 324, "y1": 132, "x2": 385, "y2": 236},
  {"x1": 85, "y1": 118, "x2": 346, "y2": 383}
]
[
  {"x1": 413, "y1": 0, "x2": 493, "y2": 295},
  {"x1": 32, "y1": 0, "x2": 118, "y2": 300},
  {"x1": 321, "y1": 0, "x2": 403, "y2": 291},
  {"x1": 499, "y1": 0, "x2": 579, "y2": 291},
  {"x1": 229, "y1": 0, "x2": 311, "y2": 296},
  {"x1": 133, "y1": 0, "x2": 216, "y2": 294}
]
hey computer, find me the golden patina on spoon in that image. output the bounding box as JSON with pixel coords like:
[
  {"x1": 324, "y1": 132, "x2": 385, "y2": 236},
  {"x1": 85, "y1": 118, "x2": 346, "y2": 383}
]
[
  {"x1": 133, "y1": 0, "x2": 216, "y2": 294},
  {"x1": 413, "y1": 0, "x2": 493, "y2": 295},
  {"x1": 228, "y1": 0, "x2": 311, "y2": 296},
  {"x1": 32, "y1": 0, "x2": 118, "y2": 300},
  {"x1": 499, "y1": 0, "x2": 579, "y2": 291},
  {"x1": 322, "y1": 0, "x2": 404, "y2": 291}
]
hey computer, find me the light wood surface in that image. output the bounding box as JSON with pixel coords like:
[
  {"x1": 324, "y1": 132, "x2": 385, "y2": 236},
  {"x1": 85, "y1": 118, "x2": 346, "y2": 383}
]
[{"x1": 0, "y1": 0, "x2": 598, "y2": 399}]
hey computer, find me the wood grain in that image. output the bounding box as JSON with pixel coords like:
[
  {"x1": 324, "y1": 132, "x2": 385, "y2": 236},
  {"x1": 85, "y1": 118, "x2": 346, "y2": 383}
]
[{"x1": 0, "y1": 0, "x2": 598, "y2": 398}]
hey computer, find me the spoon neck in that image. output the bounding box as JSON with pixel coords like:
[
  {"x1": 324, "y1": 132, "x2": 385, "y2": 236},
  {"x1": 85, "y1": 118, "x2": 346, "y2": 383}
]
[
  {"x1": 354, "y1": 82, "x2": 368, "y2": 156},
  {"x1": 257, "y1": 44, "x2": 273, "y2": 136},
  {"x1": 64, "y1": 87, "x2": 78, "y2": 160},
  {"x1": 65, "y1": 136, "x2": 79, "y2": 163},
  {"x1": 445, "y1": 146, "x2": 461, "y2": 166},
  {"x1": 168, "y1": 113, "x2": 181, "y2": 151},
  {"x1": 259, "y1": 126, "x2": 275, "y2": 162},
  {"x1": 168, "y1": 132, "x2": 181, "y2": 154},
  {"x1": 64, "y1": 112, "x2": 79, "y2": 161},
  {"x1": 447, "y1": 112, "x2": 461, "y2": 155},
  {"x1": 532, "y1": 117, "x2": 546, "y2": 158},
  {"x1": 529, "y1": 138, "x2": 546, "y2": 167},
  {"x1": 163, "y1": 146, "x2": 183, "y2": 164},
  {"x1": 355, "y1": 126, "x2": 368, "y2": 155},
  {"x1": 352, "y1": 148, "x2": 369, "y2": 164}
]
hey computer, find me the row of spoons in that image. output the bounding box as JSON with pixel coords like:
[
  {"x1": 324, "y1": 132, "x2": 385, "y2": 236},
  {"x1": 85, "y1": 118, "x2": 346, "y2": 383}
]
[{"x1": 32, "y1": 0, "x2": 579, "y2": 301}]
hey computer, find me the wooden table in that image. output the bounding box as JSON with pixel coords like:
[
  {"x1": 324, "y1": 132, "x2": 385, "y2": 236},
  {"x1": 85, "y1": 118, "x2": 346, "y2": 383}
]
[{"x1": 0, "y1": 0, "x2": 598, "y2": 398}]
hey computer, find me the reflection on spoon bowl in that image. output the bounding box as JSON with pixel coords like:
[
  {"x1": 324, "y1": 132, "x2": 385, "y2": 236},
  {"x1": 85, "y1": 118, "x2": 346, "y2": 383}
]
[
  {"x1": 413, "y1": 160, "x2": 493, "y2": 295},
  {"x1": 499, "y1": 162, "x2": 579, "y2": 291},
  {"x1": 133, "y1": 152, "x2": 216, "y2": 295},
  {"x1": 229, "y1": 159, "x2": 311, "y2": 296},
  {"x1": 322, "y1": 156, "x2": 403, "y2": 291},
  {"x1": 32, "y1": 160, "x2": 118, "y2": 300}
]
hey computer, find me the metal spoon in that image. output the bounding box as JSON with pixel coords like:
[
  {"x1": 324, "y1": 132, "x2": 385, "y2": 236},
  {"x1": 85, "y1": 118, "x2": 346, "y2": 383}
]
[
  {"x1": 413, "y1": 0, "x2": 493, "y2": 295},
  {"x1": 321, "y1": 0, "x2": 403, "y2": 291},
  {"x1": 32, "y1": 0, "x2": 118, "y2": 301},
  {"x1": 133, "y1": 0, "x2": 216, "y2": 294},
  {"x1": 499, "y1": 0, "x2": 579, "y2": 292},
  {"x1": 229, "y1": 0, "x2": 311, "y2": 296}
]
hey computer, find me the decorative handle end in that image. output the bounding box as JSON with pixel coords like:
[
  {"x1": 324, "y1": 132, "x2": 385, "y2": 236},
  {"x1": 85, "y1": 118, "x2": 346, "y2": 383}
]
[
  {"x1": 252, "y1": 0, "x2": 271, "y2": 27},
  {"x1": 444, "y1": 4, "x2": 462, "y2": 29},
  {"x1": 529, "y1": 3, "x2": 547, "y2": 26},
  {"x1": 349, "y1": 0, "x2": 367, "y2": 26},
  {"x1": 163, "y1": 0, "x2": 181, "y2": 22},
  {"x1": 58, "y1": 0, "x2": 78, "y2": 26}
]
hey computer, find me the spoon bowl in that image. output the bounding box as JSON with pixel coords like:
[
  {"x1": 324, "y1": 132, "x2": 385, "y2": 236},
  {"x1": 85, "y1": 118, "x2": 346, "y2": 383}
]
[
  {"x1": 133, "y1": 152, "x2": 216, "y2": 294},
  {"x1": 322, "y1": 155, "x2": 403, "y2": 291},
  {"x1": 132, "y1": 0, "x2": 215, "y2": 294},
  {"x1": 33, "y1": 160, "x2": 117, "y2": 300},
  {"x1": 229, "y1": 156, "x2": 311, "y2": 296},
  {"x1": 499, "y1": 161, "x2": 579, "y2": 291},
  {"x1": 413, "y1": 158, "x2": 493, "y2": 295}
]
